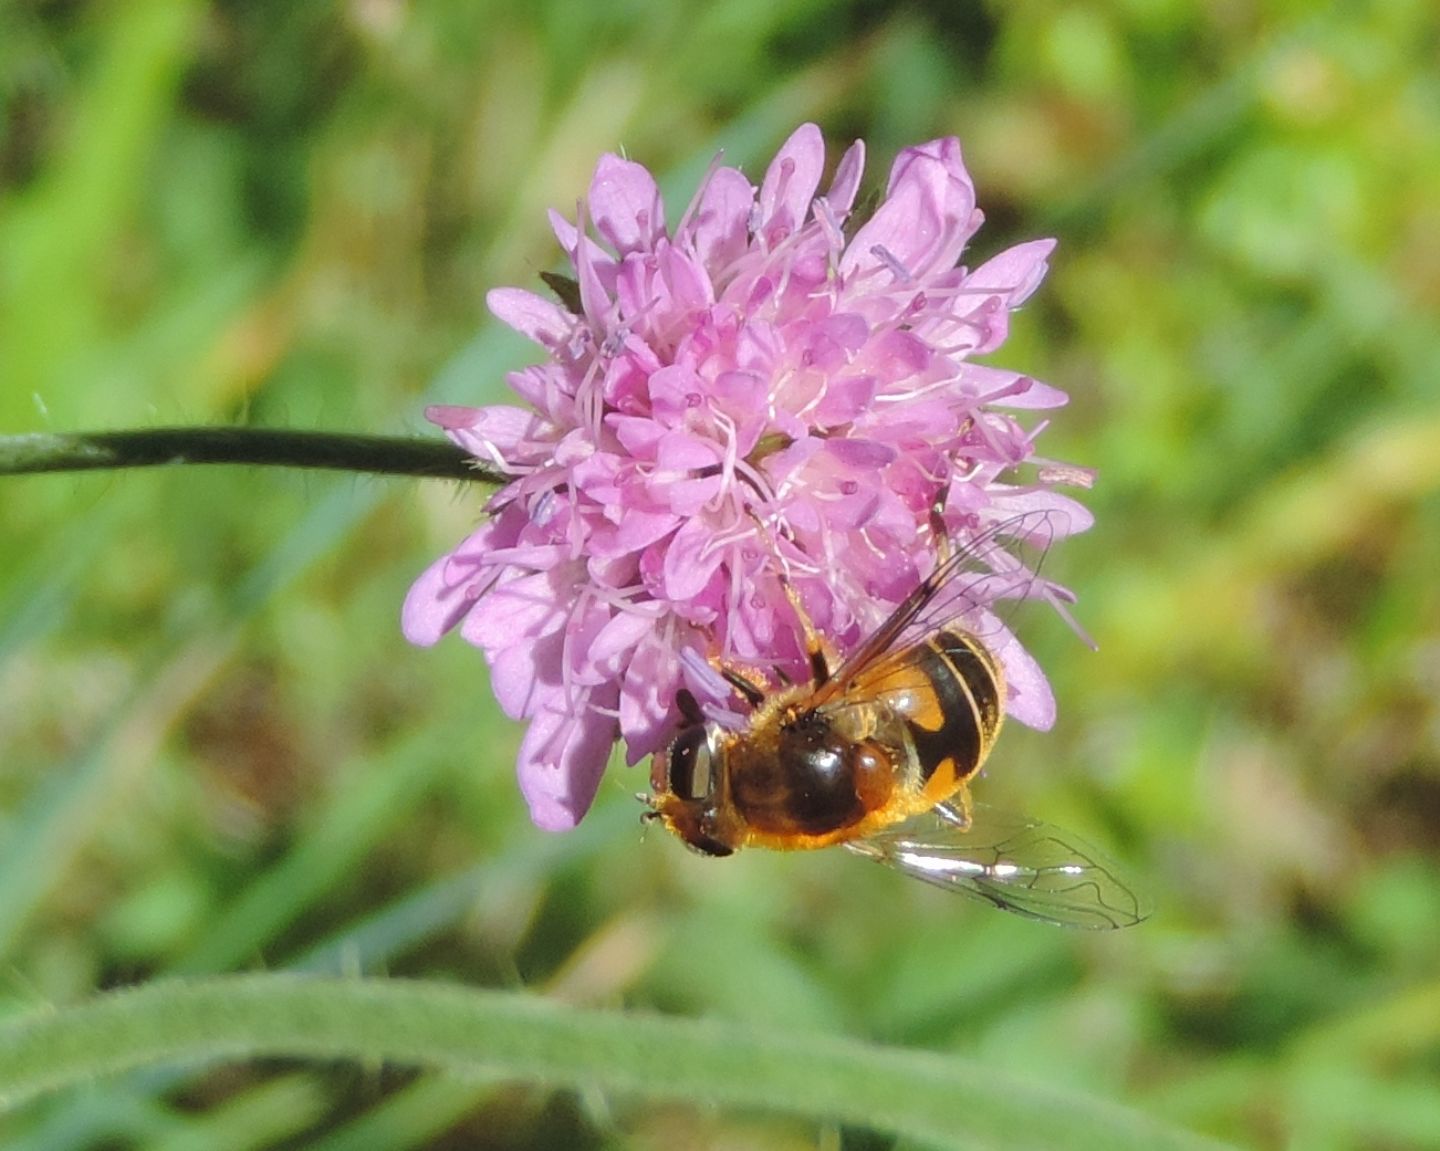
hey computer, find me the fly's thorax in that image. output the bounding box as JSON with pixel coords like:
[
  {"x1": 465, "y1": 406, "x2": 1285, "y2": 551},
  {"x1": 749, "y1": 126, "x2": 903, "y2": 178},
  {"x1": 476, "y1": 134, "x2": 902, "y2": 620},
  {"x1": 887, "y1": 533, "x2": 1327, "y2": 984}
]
[{"x1": 724, "y1": 699, "x2": 912, "y2": 844}]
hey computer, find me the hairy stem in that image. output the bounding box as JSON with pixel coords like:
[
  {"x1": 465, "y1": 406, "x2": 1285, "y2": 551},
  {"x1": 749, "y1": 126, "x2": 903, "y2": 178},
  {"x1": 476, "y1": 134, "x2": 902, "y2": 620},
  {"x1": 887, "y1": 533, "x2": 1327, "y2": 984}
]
[{"x1": 0, "y1": 429, "x2": 501, "y2": 484}]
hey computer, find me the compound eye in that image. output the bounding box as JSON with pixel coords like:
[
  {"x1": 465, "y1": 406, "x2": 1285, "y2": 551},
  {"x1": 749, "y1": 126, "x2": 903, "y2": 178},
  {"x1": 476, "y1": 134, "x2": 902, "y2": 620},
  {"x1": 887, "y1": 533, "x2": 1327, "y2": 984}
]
[{"x1": 667, "y1": 727, "x2": 713, "y2": 802}]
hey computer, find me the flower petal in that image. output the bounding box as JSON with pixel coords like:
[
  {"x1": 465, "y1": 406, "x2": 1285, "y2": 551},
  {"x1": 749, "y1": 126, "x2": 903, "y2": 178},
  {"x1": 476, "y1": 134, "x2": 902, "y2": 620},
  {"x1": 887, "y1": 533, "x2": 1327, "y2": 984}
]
[
  {"x1": 589, "y1": 154, "x2": 667, "y2": 256},
  {"x1": 402, "y1": 552, "x2": 478, "y2": 646},
  {"x1": 988, "y1": 621, "x2": 1056, "y2": 731},
  {"x1": 462, "y1": 569, "x2": 569, "y2": 655},
  {"x1": 825, "y1": 139, "x2": 866, "y2": 218},
  {"x1": 487, "y1": 288, "x2": 574, "y2": 348},
  {"x1": 985, "y1": 486, "x2": 1095, "y2": 536},
  {"x1": 841, "y1": 138, "x2": 977, "y2": 282},
  {"x1": 427, "y1": 404, "x2": 553, "y2": 467},
  {"x1": 517, "y1": 687, "x2": 618, "y2": 830},
  {"x1": 960, "y1": 365, "x2": 1070, "y2": 410},
  {"x1": 662, "y1": 515, "x2": 726, "y2": 601},
  {"x1": 620, "y1": 632, "x2": 683, "y2": 764},
  {"x1": 758, "y1": 123, "x2": 825, "y2": 243},
  {"x1": 683, "y1": 165, "x2": 754, "y2": 271},
  {"x1": 967, "y1": 238, "x2": 1057, "y2": 307}
]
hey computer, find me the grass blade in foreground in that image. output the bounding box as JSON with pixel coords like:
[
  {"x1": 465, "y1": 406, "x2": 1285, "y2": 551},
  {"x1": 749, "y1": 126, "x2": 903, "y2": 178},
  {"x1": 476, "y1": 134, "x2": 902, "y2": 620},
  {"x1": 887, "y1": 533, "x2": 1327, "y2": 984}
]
[{"x1": 0, "y1": 974, "x2": 1235, "y2": 1151}]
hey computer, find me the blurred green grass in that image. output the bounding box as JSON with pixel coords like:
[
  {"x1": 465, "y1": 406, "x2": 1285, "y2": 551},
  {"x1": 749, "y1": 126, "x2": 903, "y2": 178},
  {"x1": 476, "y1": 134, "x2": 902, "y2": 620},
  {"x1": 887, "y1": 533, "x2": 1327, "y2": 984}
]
[{"x1": 2, "y1": 1, "x2": 1438, "y2": 1148}]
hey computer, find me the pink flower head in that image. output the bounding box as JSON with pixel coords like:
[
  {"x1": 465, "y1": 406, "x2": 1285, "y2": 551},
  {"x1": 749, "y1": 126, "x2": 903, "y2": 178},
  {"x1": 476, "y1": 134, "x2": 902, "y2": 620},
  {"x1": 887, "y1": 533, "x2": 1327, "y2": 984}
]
[{"x1": 405, "y1": 124, "x2": 1093, "y2": 831}]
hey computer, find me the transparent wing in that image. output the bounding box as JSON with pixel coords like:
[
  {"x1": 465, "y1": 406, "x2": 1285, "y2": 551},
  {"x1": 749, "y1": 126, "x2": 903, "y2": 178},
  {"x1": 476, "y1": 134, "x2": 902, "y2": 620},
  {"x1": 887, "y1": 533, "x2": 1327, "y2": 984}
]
[
  {"x1": 809, "y1": 508, "x2": 1072, "y2": 708},
  {"x1": 844, "y1": 802, "x2": 1150, "y2": 929}
]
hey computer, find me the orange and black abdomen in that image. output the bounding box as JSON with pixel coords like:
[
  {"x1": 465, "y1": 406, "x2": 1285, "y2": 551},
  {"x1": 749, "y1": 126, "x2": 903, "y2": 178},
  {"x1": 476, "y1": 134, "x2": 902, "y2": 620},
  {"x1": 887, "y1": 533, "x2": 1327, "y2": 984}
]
[{"x1": 883, "y1": 629, "x2": 1004, "y2": 800}]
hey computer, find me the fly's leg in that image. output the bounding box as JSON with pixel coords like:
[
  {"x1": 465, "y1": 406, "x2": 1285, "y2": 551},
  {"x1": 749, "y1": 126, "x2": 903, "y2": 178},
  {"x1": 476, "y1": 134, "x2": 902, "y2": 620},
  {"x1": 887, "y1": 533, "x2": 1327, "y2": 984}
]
[
  {"x1": 778, "y1": 568, "x2": 837, "y2": 688},
  {"x1": 930, "y1": 484, "x2": 954, "y2": 565},
  {"x1": 934, "y1": 787, "x2": 973, "y2": 830},
  {"x1": 746, "y1": 514, "x2": 839, "y2": 688},
  {"x1": 717, "y1": 665, "x2": 767, "y2": 708}
]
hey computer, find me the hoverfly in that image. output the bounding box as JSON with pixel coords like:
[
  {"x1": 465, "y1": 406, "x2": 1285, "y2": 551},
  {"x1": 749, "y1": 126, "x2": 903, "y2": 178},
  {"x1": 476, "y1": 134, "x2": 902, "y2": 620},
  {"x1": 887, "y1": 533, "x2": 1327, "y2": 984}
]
[{"x1": 648, "y1": 510, "x2": 1147, "y2": 929}]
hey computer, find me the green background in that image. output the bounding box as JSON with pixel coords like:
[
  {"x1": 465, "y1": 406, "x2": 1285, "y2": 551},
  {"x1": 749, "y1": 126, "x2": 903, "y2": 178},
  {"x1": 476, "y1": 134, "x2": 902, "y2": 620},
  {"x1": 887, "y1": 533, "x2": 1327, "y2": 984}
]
[{"x1": 2, "y1": 1, "x2": 1438, "y2": 1147}]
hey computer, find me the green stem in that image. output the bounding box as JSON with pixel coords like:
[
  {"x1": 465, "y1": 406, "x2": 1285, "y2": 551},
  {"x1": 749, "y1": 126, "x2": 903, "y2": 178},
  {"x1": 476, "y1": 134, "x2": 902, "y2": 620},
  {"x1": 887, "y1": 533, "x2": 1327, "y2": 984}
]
[
  {"x1": 0, "y1": 974, "x2": 1234, "y2": 1151},
  {"x1": 0, "y1": 428, "x2": 501, "y2": 484}
]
